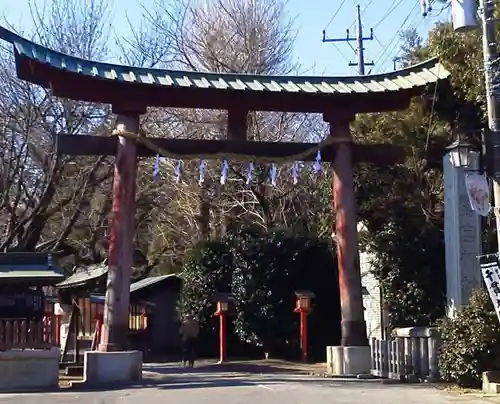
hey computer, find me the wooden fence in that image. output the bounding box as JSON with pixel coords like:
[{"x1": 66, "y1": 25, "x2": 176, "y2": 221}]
[
  {"x1": 71, "y1": 298, "x2": 148, "y2": 339},
  {"x1": 0, "y1": 316, "x2": 58, "y2": 350},
  {"x1": 0, "y1": 297, "x2": 147, "y2": 351}
]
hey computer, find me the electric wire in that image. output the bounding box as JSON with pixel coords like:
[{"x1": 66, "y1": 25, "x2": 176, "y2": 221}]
[
  {"x1": 374, "y1": 8, "x2": 426, "y2": 75},
  {"x1": 361, "y1": 0, "x2": 376, "y2": 15},
  {"x1": 377, "y1": 11, "x2": 423, "y2": 73},
  {"x1": 371, "y1": 2, "x2": 421, "y2": 73},
  {"x1": 324, "y1": 0, "x2": 348, "y2": 31},
  {"x1": 372, "y1": 0, "x2": 406, "y2": 30},
  {"x1": 332, "y1": 43, "x2": 353, "y2": 66},
  {"x1": 345, "y1": 0, "x2": 403, "y2": 48}
]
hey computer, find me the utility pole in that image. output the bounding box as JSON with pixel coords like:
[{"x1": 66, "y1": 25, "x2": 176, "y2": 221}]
[
  {"x1": 480, "y1": 0, "x2": 500, "y2": 249},
  {"x1": 392, "y1": 56, "x2": 402, "y2": 71},
  {"x1": 322, "y1": 4, "x2": 374, "y2": 75}
]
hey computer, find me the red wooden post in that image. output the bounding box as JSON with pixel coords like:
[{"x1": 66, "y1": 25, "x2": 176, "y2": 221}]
[
  {"x1": 99, "y1": 112, "x2": 139, "y2": 352},
  {"x1": 294, "y1": 292, "x2": 313, "y2": 362},
  {"x1": 215, "y1": 300, "x2": 230, "y2": 363},
  {"x1": 56, "y1": 316, "x2": 61, "y2": 345},
  {"x1": 96, "y1": 313, "x2": 103, "y2": 347},
  {"x1": 219, "y1": 312, "x2": 227, "y2": 363},
  {"x1": 300, "y1": 310, "x2": 308, "y2": 361},
  {"x1": 326, "y1": 115, "x2": 368, "y2": 347}
]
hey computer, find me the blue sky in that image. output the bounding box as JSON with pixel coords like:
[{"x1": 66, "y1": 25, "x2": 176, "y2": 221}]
[{"x1": 2, "y1": 0, "x2": 450, "y2": 76}]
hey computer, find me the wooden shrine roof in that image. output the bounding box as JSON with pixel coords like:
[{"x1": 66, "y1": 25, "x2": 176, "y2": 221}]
[
  {"x1": 0, "y1": 26, "x2": 450, "y2": 113},
  {"x1": 0, "y1": 253, "x2": 64, "y2": 285}
]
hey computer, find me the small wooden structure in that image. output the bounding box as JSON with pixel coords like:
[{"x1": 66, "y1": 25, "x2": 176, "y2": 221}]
[
  {"x1": 56, "y1": 265, "x2": 181, "y2": 361},
  {"x1": 0, "y1": 252, "x2": 64, "y2": 350},
  {"x1": 55, "y1": 262, "x2": 147, "y2": 362},
  {"x1": 89, "y1": 274, "x2": 182, "y2": 356}
]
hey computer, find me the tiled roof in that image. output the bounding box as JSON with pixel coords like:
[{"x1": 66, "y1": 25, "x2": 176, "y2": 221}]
[
  {"x1": 0, "y1": 253, "x2": 64, "y2": 283},
  {"x1": 56, "y1": 263, "x2": 107, "y2": 289},
  {"x1": 0, "y1": 26, "x2": 450, "y2": 95},
  {"x1": 130, "y1": 273, "x2": 180, "y2": 293},
  {"x1": 88, "y1": 274, "x2": 181, "y2": 302},
  {"x1": 0, "y1": 268, "x2": 64, "y2": 280}
]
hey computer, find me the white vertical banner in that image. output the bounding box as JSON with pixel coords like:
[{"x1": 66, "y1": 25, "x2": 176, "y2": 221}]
[
  {"x1": 464, "y1": 172, "x2": 490, "y2": 216},
  {"x1": 480, "y1": 255, "x2": 500, "y2": 323}
]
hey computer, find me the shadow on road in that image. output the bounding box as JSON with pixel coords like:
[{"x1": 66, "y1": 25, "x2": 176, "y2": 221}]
[
  {"x1": 58, "y1": 366, "x2": 429, "y2": 394},
  {"x1": 143, "y1": 361, "x2": 313, "y2": 375}
]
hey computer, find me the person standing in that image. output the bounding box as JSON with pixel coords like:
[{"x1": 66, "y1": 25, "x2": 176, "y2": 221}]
[{"x1": 179, "y1": 314, "x2": 199, "y2": 367}]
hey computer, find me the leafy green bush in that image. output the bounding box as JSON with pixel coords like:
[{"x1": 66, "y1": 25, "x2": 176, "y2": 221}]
[
  {"x1": 178, "y1": 239, "x2": 233, "y2": 356},
  {"x1": 438, "y1": 289, "x2": 500, "y2": 387},
  {"x1": 179, "y1": 228, "x2": 341, "y2": 360},
  {"x1": 231, "y1": 229, "x2": 340, "y2": 360}
]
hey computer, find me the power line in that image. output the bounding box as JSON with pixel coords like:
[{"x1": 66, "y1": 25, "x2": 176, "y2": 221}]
[
  {"x1": 379, "y1": 9, "x2": 425, "y2": 70},
  {"x1": 324, "y1": 0, "x2": 348, "y2": 31},
  {"x1": 322, "y1": 5, "x2": 374, "y2": 75},
  {"x1": 372, "y1": 0, "x2": 406, "y2": 29},
  {"x1": 370, "y1": 2, "x2": 420, "y2": 73},
  {"x1": 360, "y1": 0, "x2": 376, "y2": 15}
]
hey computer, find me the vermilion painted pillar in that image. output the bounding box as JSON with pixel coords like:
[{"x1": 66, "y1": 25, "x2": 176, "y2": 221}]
[
  {"x1": 98, "y1": 113, "x2": 139, "y2": 352},
  {"x1": 299, "y1": 311, "x2": 308, "y2": 361},
  {"x1": 56, "y1": 316, "x2": 61, "y2": 345},
  {"x1": 326, "y1": 115, "x2": 368, "y2": 347},
  {"x1": 219, "y1": 313, "x2": 227, "y2": 363}
]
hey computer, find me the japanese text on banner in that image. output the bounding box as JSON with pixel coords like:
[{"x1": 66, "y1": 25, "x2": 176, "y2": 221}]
[{"x1": 481, "y1": 260, "x2": 500, "y2": 323}]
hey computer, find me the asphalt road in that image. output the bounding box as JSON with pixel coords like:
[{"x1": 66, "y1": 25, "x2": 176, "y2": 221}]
[{"x1": 0, "y1": 365, "x2": 493, "y2": 404}]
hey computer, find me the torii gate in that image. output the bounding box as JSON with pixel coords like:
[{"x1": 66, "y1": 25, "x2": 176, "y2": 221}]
[{"x1": 0, "y1": 27, "x2": 449, "y2": 362}]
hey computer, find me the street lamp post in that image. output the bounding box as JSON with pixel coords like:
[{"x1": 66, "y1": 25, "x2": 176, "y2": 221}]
[
  {"x1": 294, "y1": 291, "x2": 315, "y2": 362},
  {"x1": 214, "y1": 293, "x2": 234, "y2": 364},
  {"x1": 446, "y1": 137, "x2": 477, "y2": 169},
  {"x1": 444, "y1": 135, "x2": 483, "y2": 318}
]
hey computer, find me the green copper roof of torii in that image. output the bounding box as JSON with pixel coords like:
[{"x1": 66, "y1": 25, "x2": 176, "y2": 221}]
[{"x1": 0, "y1": 26, "x2": 449, "y2": 96}]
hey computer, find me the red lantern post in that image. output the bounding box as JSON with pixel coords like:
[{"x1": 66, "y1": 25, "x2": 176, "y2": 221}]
[
  {"x1": 214, "y1": 293, "x2": 234, "y2": 363},
  {"x1": 294, "y1": 291, "x2": 315, "y2": 362}
]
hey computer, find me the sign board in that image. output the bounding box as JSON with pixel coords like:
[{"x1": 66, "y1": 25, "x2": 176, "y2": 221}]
[
  {"x1": 0, "y1": 290, "x2": 45, "y2": 319},
  {"x1": 480, "y1": 255, "x2": 500, "y2": 322}
]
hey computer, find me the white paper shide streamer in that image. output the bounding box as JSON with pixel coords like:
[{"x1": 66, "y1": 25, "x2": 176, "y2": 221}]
[
  {"x1": 174, "y1": 160, "x2": 182, "y2": 183},
  {"x1": 246, "y1": 162, "x2": 255, "y2": 186},
  {"x1": 152, "y1": 153, "x2": 160, "y2": 180},
  {"x1": 291, "y1": 162, "x2": 300, "y2": 185},
  {"x1": 199, "y1": 160, "x2": 207, "y2": 185},
  {"x1": 313, "y1": 151, "x2": 322, "y2": 174},
  {"x1": 270, "y1": 163, "x2": 278, "y2": 186},
  {"x1": 220, "y1": 160, "x2": 229, "y2": 185}
]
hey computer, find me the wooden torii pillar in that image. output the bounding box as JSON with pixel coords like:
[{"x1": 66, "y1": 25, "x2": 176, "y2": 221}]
[
  {"x1": 98, "y1": 109, "x2": 141, "y2": 352},
  {"x1": 325, "y1": 113, "x2": 367, "y2": 347}
]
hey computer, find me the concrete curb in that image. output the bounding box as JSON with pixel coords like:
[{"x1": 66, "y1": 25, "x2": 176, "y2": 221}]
[
  {"x1": 0, "y1": 385, "x2": 62, "y2": 394},
  {"x1": 65, "y1": 377, "x2": 160, "y2": 392},
  {"x1": 307, "y1": 372, "x2": 412, "y2": 384}
]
